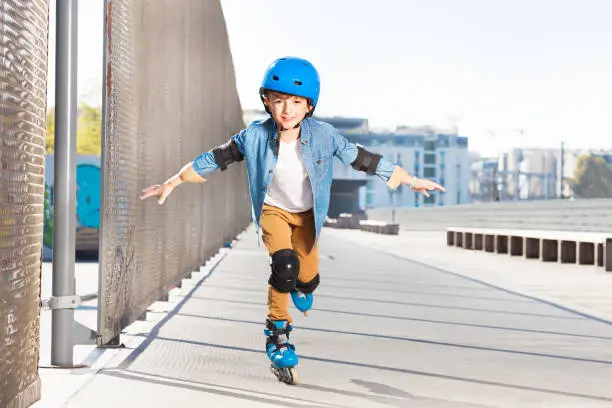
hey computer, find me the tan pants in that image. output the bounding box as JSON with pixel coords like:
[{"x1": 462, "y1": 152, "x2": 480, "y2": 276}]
[{"x1": 261, "y1": 204, "x2": 319, "y2": 323}]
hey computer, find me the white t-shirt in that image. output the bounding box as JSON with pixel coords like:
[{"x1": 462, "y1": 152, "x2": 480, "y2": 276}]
[{"x1": 264, "y1": 139, "x2": 314, "y2": 213}]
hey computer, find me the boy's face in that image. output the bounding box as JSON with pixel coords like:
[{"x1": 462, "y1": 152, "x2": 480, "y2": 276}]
[{"x1": 264, "y1": 91, "x2": 312, "y2": 130}]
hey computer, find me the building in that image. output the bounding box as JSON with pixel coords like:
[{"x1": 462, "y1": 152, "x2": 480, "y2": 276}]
[
  {"x1": 325, "y1": 121, "x2": 470, "y2": 213},
  {"x1": 469, "y1": 147, "x2": 612, "y2": 201},
  {"x1": 242, "y1": 110, "x2": 470, "y2": 216},
  {"x1": 470, "y1": 148, "x2": 561, "y2": 202},
  {"x1": 469, "y1": 157, "x2": 499, "y2": 202}
]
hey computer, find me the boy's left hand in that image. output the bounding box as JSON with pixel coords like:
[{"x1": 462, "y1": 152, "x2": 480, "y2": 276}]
[{"x1": 407, "y1": 178, "x2": 446, "y2": 197}]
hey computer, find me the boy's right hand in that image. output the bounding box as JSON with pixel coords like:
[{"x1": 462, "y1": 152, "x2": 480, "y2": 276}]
[{"x1": 139, "y1": 182, "x2": 175, "y2": 205}]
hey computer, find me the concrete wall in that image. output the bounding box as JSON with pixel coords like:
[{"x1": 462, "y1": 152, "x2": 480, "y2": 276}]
[{"x1": 367, "y1": 198, "x2": 612, "y2": 232}]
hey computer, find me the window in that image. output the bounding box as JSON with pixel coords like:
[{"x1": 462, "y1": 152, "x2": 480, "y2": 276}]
[
  {"x1": 424, "y1": 195, "x2": 436, "y2": 204},
  {"x1": 395, "y1": 153, "x2": 403, "y2": 166},
  {"x1": 424, "y1": 153, "x2": 436, "y2": 164},
  {"x1": 436, "y1": 135, "x2": 450, "y2": 148},
  {"x1": 366, "y1": 181, "x2": 375, "y2": 207},
  {"x1": 424, "y1": 167, "x2": 436, "y2": 178},
  {"x1": 347, "y1": 135, "x2": 361, "y2": 144},
  {"x1": 424, "y1": 141, "x2": 436, "y2": 151}
]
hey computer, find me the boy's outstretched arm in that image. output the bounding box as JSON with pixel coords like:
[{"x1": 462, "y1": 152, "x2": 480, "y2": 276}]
[
  {"x1": 140, "y1": 130, "x2": 247, "y2": 205},
  {"x1": 139, "y1": 162, "x2": 206, "y2": 205},
  {"x1": 331, "y1": 131, "x2": 446, "y2": 197}
]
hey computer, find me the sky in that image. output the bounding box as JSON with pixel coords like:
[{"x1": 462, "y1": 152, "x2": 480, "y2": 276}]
[{"x1": 46, "y1": 0, "x2": 612, "y2": 156}]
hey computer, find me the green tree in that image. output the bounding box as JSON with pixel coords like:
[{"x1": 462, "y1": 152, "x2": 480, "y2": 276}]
[
  {"x1": 46, "y1": 107, "x2": 55, "y2": 153},
  {"x1": 570, "y1": 155, "x2": 612, "y2": 198},
  {"x1": 45, "y1": 103, "x2": 102, "y2": 155}
]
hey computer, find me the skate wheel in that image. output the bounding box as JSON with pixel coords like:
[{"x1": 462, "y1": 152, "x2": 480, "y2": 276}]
[{"x1": 270, "y1": 365, "x2": 298, "y2": 385}]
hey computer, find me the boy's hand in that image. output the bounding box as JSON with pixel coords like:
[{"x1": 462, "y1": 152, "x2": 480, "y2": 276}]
[
  {"x1": 408, "y1": 178, "x2": 446, "y2": 197},
  {"x1": 139, "y1": 164, "x2": 206, "y2": 205},
  {"x1": 387, "y1": 166, "x2": 446, "y2": 197},
  {"x1": 139, "y1": 182, "x2": 176, "y2": 205}
]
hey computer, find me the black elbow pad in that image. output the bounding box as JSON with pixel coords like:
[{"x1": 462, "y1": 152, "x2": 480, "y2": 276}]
[
  {"x1": 351, "y1": 145, "x2": 382, "y2": 175},
  {"x1": 212, "y1": 139, "x2": 244, "y2": 171}
]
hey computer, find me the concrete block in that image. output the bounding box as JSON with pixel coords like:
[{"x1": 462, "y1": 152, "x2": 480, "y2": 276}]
[
  {"x1": 510, "y1": 236, "x2": 523, "y2": 256},
  {"x1": 560, "y1": 240, "x2": 577, "y2": 264},
  {"x1": 578, "y1": 242, "x2": 595, "y2": 265},
  {"x1": 464, "y1": 233, "x2": 473, "y2": 249},
  {"x1": 474, "y1": 234, "x2": 483, "y2": 250},
  {"x1": 496, "y1": 235, "x2": 508, "y2": 254},
  {"x1": 525, "y1": 238, "x2": 540, "y2": 259},
  {"x1": 456, "y1": 232, "x2": 464, "y2": 248},
  {"x1": 485, "y1": 234, "x2": 495, "y2": 252},
  {"x1": 542, "y1": 239, "x2": 558, "y2": 262},
  {"x1": 606, "y1": 238, "x2": 612, "y2": 272}
]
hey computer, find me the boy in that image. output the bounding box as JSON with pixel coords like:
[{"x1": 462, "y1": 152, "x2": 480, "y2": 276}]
[{"x1": 140, "y1": 57, "x2": 445, "y2": 384}]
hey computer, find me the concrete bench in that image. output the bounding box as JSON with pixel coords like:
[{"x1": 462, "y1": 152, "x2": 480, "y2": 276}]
[
  {"x1": 360, "y1": 220, "x2": 400, "y2": 235},
  {"x1": 446, "y1": 227, "x2": 612, "y2": 271}
]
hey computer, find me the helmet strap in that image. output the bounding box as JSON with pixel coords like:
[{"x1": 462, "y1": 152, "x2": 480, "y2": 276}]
[{"x1": 273, "y1": 126, "x2": 302, "y2": 156}]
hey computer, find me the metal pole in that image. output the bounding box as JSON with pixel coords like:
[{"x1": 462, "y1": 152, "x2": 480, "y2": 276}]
[
  {"x1": 51, "y1": 0, "x2": 78, "y2": 367},
  {"x1": 97, "y1": 0, "x2": 110, "y2": 347}
]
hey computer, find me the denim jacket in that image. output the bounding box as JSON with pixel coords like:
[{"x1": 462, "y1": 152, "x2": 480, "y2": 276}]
[{"x1": 192, "y1": 117, "x2": 397, "y2": 244}]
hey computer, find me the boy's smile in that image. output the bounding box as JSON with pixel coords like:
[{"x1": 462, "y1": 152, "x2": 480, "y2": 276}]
[{"x1": 264, "y1": 91, "x2": 313, "y2": 130}]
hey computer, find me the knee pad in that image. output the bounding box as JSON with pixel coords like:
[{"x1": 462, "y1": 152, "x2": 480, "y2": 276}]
[
  {"x1": 269, "y1": 249, "x2": 300, "y2": 293},
  {"x1": 296, "y1": 274, "x2": 320, "y2": 294}
]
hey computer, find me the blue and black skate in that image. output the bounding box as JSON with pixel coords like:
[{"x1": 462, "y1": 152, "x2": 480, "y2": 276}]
[
  {"x1": 265, "y1": 319, "x2": 298, "y2": 384},
  {"x1": 290, "y1": 290, "x2": 313, "y2": 315}
]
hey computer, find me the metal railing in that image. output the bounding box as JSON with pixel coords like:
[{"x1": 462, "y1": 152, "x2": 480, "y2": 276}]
[
  {"x1": 0, "y1": 1, "x2": 49, "y2": 406},
  {"x1": 97, "y1": 0, "x2": 251, "y2": 346}
]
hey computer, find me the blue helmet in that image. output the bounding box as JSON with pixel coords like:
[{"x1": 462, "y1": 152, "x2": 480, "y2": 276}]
[{"x1": 259, "y1": 57, "x2": 320, "y2": 113}]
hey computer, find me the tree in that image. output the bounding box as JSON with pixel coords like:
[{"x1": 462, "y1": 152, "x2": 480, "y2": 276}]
[
  {"x1": 76, "y1": 103, "x2": 102, "y2": 155},
  {"x1": 45, "y1": 103, "x2": 102, "y2": 155},
  {"x1": 570, "y1": 155, "x2": 612, "y2": 198},
  {"x1": 46, "y1": 107, "x2": 55, "y2": 153}
]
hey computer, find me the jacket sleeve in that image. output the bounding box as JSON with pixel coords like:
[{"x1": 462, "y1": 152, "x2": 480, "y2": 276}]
[
  {"x1": 331, "y1": 129, "x2": 397, "y2": 182},
  {"x1": 191, "y1": 128, "x2": 247, "y2": 176}
]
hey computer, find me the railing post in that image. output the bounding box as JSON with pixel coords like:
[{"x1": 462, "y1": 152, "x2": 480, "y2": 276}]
[{"x1": 51, "y1": 0, "x2": 79, "y2": 367}]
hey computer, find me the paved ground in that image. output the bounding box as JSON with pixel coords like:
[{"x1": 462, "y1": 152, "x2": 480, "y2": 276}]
[
  {"x1": 329, "y1": 229, "x2": 612, "y2": 321},
  {"x1": 34, "y1": 227, "x2": 612, "y2": 407}
]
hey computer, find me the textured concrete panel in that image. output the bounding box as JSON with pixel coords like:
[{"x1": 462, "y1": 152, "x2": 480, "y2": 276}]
[
  {"x1": 0, "y1": 1, "x2": 49, "y2": 406},
  {"x1": 98, "y1": 0, "x2": 250, "y2": 345}
]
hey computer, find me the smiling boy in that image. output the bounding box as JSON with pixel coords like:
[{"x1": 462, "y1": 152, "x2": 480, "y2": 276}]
[{"x1": 140, "y1": 56, "x2": 445, "y2": 384}]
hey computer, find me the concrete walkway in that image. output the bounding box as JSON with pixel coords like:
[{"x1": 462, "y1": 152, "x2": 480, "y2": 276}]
[
  {"x1": 35, "y1": 228, "x2": 612, "y2": 407},
  {"x1": 329, "y1": 228, "x2": 612, "y2": 323}
]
